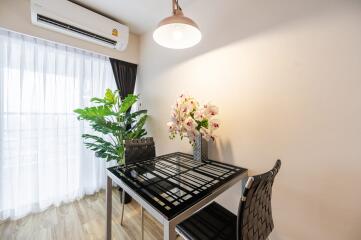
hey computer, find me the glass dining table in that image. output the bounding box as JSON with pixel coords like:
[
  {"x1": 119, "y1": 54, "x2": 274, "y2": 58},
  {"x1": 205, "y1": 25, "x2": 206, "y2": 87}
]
[{"x1": 106, "y1": 152, "x2": 248, "y2": 240}]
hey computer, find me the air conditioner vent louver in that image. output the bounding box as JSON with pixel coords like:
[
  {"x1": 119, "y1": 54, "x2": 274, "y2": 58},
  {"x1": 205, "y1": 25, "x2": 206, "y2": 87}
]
[{"x1": 37, "y1": 14, "x2": 117, "y2": 46}]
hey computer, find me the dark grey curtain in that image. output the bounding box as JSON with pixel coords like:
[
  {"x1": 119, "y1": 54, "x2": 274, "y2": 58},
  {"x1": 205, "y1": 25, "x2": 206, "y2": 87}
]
[{"x1": 109, "y1": 58, "x2": 138, "y2": 99}]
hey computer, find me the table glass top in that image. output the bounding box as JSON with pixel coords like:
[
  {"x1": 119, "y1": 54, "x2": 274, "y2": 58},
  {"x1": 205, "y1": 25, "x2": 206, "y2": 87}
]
[{"x1": 107, "y1": 152, "x2": 247, "y2": 220}]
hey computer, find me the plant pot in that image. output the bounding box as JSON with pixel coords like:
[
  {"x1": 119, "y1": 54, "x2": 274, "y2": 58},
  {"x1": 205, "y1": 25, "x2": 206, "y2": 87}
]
[
  {"x1": 118, "y1": 187, "x2": 132, "y2": 204},
  {"x1": 193, "y1": 134, "x2": 208, "y2": 161}
]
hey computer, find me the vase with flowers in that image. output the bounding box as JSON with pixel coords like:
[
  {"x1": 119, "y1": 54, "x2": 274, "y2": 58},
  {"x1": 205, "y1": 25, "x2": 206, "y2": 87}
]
[{"x1": 167, "y1": 94, "x2": 220, "y2": 161}]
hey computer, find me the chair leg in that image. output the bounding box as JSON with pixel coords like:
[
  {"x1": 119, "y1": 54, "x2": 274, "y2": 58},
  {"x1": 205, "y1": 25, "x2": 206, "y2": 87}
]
[
  {"x1": 141, "y1": 206, "x2": 144, "y2": 240},
  {"x1": 120, "y1": 189, "x2": 125, "y2": 226}
]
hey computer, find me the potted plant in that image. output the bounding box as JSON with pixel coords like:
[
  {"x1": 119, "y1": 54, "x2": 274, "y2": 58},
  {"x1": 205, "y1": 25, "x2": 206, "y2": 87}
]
[
  {"x1": 167, "y1": 94, "x2": 220, "y2": 161},
  {"x1": 74, "y1": 88, "x2": 147, "y2": 203}
]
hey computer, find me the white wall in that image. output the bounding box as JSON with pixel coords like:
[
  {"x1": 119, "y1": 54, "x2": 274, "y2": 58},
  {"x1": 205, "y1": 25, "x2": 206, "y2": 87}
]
[
  {"x1": 0, "y1": 0, "x2": 139, "y2": 63},
  {"x1": 138, "y1": 0, "x2": 361, "y2": 239}
]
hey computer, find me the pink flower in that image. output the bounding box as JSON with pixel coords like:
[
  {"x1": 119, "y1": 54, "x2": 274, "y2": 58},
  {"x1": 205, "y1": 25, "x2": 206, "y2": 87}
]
[
  {"x1": 167, "y1": 121, "x2": 177, "y2": 132},
  {"x1": 193, "y1": 110, "x2": 204, "y2": 121},
  {"x1": 203, "y1": 104, "x2": 219, "y2": 117},
  {"x1": 210, "y1": 119, "x2": 220, "y2": 130},
  {"x1": 183, "y1": 117, "x2": 197, "y2": 131}
]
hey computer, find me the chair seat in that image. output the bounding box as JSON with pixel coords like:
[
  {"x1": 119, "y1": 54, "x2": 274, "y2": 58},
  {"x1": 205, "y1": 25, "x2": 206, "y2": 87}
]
[{"x1": 176, "y1": 202, "x2": 237, "y2": 240}]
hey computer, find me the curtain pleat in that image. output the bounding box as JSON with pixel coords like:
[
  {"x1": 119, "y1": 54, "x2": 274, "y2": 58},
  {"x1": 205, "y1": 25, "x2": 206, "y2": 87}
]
[
  {"x1": 0, "y1": 29, "x2": 117, "y2": 220},
  {"x1": 109, "y1": 58, "x2": 138, "y2": 99}
]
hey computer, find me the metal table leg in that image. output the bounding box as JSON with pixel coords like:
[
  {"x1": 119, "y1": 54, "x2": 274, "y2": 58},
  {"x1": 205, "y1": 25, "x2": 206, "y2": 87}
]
[
  {"x1": 141, "y1": 207, "x2": 144, "y2": 240},
  {"x1": 106, "y1": 176, "x2": 112, "y2": 240},
  {"x1": 164, "y1": 220, "x2": 176, "y2": 240},
  {"x1": 120, "y1": 188, "x2": 125, "y2": 226}
]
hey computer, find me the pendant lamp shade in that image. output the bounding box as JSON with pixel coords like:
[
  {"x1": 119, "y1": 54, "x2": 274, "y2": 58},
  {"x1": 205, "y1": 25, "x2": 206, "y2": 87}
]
[{"x1": 153, "y1": 2, "x2": 201, "y2": 49}]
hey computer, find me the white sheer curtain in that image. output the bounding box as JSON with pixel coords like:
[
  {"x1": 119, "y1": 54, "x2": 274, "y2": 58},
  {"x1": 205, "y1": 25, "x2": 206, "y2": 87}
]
[{"x1": 0, "y1": 29, "x2": 117, "y2": 220}]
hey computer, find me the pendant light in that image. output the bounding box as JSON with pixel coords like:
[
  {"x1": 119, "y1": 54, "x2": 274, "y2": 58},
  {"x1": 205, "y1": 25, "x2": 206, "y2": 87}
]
[{"x1": 153, "y1": 0, "x2": 201, "y2": 49}]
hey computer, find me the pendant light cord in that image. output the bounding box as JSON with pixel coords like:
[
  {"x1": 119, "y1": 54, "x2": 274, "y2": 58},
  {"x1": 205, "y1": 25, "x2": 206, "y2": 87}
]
[{"x1": 173, "y1": 0, "x2": 182, "y2": 13}]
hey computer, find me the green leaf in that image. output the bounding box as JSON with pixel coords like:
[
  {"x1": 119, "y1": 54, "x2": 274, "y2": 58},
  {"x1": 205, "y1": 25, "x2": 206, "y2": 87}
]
[
  {"x1": 124, "y1": 110, "x2": 147, "y2": 127},
  {"x1": 104, "y1": 88, "x2": 116, "y2": 104},
  {"x1": 124, "y1": 109, "x2": 147, "y2": 121},
  {"x1": 128, "y1": 115, "x2": 147, "y2": 139},
  {"x1": 196, "y1": 119, "x2": 208, "y2": 130},
  {"x1": 120, "y1": 94, "x2": 138, "y2": 113},
  {"x1": 90, "y1": 97, "x2": 107, "y2": 104},
  {"x1": 89, "y1": 119, "x2": 125, "y2": 134},
  {"x1": 74, "y1": 106, "x2": 114, "y2": 120}
]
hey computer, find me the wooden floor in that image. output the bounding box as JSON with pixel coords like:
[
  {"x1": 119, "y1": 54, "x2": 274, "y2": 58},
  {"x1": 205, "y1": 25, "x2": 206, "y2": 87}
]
[{"x1": 0, "y1": 188, "x2": 180, "y2": 240}]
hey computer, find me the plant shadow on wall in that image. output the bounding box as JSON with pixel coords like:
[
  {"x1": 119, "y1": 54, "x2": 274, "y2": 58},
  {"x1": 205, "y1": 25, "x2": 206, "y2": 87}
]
[{"x1": 149, "y1": 0, "x2": 349, "y2": 68}]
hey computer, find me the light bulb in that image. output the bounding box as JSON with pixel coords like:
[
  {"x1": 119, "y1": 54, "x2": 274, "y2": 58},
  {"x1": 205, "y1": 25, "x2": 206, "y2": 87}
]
[{"x1": 173, "y1": 30, "x2": 183, "y2": 40}]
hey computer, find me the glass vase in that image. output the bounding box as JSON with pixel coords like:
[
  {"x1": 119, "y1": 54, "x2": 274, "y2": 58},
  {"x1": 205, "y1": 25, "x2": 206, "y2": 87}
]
[{"x1": 193, "y1": 134, "x2": 208, "y2": 161}]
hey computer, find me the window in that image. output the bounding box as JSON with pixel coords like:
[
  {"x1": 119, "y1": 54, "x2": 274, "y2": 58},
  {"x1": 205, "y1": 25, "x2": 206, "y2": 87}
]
[{"x1": 0, "y1": 29, "x2": 116, "y2": 219}]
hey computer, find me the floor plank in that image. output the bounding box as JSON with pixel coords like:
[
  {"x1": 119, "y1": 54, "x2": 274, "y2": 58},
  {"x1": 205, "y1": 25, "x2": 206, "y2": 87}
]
[{"x1": 0, "y1": 188, "x2": 180, "y2": 240}]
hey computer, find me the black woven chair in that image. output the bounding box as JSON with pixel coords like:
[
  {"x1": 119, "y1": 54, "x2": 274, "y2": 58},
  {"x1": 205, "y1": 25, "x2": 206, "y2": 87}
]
[
  {"x1": 120, "y1": 137, "x2": 156, "y2": 240},
  {"x1": 124, "y1": 137, "x2": 156, "y2": 165},
  {"x1": 176, "y1": 160, "x2": 281, "y2": 240}
]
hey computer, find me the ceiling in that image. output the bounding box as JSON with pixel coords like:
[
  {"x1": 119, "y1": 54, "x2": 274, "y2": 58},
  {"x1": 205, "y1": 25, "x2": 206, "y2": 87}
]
[{"x1": 72, "y1": 0, "x2": 195, "y2": 34}]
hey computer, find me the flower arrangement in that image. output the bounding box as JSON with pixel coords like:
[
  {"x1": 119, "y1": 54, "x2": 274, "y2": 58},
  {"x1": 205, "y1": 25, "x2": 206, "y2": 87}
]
[{"x1": 167, "y1": 94, "x2": 220, "y2": 145}]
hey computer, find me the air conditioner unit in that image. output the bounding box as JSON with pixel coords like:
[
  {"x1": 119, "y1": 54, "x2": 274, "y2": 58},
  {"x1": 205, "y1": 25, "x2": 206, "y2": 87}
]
[{"x1": 30, "y1": 0, "x2": 129, "y2": 51}]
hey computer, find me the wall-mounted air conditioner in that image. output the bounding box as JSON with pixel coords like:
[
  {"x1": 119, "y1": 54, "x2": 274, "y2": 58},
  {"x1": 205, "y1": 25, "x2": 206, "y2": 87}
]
[{"x1": 30, "y1": 0, "x2": 129, "y2": 51}]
